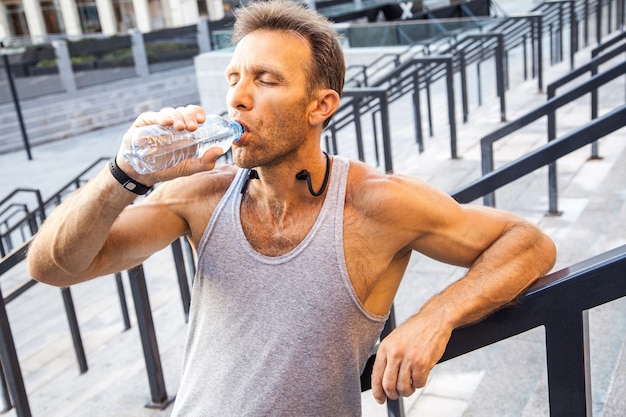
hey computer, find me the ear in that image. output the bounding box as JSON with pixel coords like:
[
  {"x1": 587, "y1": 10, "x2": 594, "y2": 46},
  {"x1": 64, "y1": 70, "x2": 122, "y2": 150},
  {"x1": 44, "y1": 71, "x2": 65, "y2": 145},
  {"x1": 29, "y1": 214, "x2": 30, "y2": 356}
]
[{"x1": 308, "y1": 89, "x2": 340, "y2": 127}]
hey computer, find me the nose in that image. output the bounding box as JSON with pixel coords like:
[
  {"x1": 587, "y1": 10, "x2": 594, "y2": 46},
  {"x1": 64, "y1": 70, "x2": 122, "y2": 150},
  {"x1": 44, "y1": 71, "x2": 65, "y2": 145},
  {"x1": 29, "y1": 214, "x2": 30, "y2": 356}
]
[{"x1": 227, "y1": 78, "x2": 253, "y2": 112}]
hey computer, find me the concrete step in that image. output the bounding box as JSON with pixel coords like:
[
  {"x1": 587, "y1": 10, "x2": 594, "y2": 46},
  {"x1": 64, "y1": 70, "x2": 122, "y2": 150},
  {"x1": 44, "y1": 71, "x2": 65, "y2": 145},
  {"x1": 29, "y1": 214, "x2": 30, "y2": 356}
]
[{"x1": 0, "y1": 66, "x2": 200, "y2": 154}]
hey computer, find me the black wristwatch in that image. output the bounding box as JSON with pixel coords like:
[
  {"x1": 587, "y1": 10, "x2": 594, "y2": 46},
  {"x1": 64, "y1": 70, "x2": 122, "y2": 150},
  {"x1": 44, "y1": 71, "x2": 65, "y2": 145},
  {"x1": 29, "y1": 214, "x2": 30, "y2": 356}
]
[{"x1": 108, "y1": 158, "x2": 152, "y2": 195}]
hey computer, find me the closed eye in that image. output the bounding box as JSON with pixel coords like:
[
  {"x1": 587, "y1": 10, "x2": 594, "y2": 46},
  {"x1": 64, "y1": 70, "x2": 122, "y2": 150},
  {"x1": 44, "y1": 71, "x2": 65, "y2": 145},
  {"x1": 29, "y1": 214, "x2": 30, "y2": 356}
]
[
  {"x1": 257, "y1": 68, "x2": 286, "y2": 86},
  {"x1": 227, "y1": 74, "x2": 240, "y2": 87}
]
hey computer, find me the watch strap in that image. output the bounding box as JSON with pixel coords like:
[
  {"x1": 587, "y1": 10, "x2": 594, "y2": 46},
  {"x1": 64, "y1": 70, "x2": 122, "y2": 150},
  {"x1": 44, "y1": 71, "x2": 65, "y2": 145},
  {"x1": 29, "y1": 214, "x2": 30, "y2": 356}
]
[{"x1": 108, "y1": 158, "x2": 152, "y2": 195}]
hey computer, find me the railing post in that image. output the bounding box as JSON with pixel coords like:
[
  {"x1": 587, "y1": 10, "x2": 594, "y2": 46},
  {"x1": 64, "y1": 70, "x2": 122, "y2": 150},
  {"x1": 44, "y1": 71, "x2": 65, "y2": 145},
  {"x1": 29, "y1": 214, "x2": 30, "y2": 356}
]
[
  {"x1": 537, "y1": 14, "x2": 545, "y2": 92},
  {"x1": 583, "y1": 0, "x2": 590, "y2": 47},
  {"x1": 61, "y1": 287, "x2": 88, "y2": 374},
  {"x1": 590, "y1": 58, "x2": 601, "y2": 159},
  {"x1": 352, "y1": 96, "x2": 365, "y2": 161},
  {"x1": 0, "y1": 42, "x2": 31, "y2": 161},
  {"x1": 495, "y1": 33, "x2": 506, "y2": 122},
  {"x1": 444, "y1": 58, "x2": 458, "y2": 159},
  {"x1": 459, "y1": 50, "x2": 469, "y2": 124},
  {"x1": 115, "y1": 272, "x2": 132, "y2": 330},
  {"x1": 378, "y1": 90, "x2": 394, "y2": 174},
  {"x1": 0, "y1": 287, "x2": 31, "y2": 417},
  {"x1": 0, "y1": 361, "x2": 11, "y2": 412},
  {"x1": 425, "y1": 64, "x2": 434, "y2": 138},
  {"x1": 544, "y1": 310, "x2": 592, "y2": 417},
  {"x1": 412, "y1": 70, "x2": 424, "y2": 153},
  {"x1": 127, "y1": 265, "x2": 174, "y2": 409},
  {"x1": 558, "y1": 2, "x2": 565, "y2": 63},
  {"x1": 597, "y1": 0, "x2": 603, "y2": 44},
  {"x1": 546, "y1": 86, "x2": 560, "y2": 215},
  {"x1": 570, "y1": 0, "x2": 577, "y2": 69},
  {"x1": 480, "y1": 138, "x2": 495, "y2": 207},
  {"x1": 171, "y1": 238, "x2": 192, "y2": 322}
]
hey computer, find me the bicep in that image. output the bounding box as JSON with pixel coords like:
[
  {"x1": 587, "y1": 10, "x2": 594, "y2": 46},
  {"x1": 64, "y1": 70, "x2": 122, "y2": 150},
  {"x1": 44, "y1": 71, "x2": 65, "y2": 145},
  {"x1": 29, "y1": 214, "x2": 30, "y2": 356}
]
[
  {"x1": 404, "y1": 186, "x2": 517, "y2": 268},
  {"x1": 92, "y1": 197, "x2": 189, "y2": 277}
]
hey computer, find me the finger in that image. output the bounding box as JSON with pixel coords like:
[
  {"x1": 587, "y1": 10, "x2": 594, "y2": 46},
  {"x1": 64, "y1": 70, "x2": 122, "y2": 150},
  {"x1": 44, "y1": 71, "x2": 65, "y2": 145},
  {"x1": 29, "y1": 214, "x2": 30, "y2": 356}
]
[
  {"x1": 370, "y1": 354, "x2": 388, "y2": 404},
  {"x1": 172, "y1": 105, "x2": 207, "y2": 131},
  {"x1": 397, "y1": 365, "x2": 416, "y2": 397},
  {"x1": 186, "y1": 104, "x2": 207, "y2": 125},
  {"x1": 175, "y1": 146, "x2": 223, "y2": 177},
  {"x1": 380, "y1": 353, "x2": 403, "y2": 401},
  {"x1": 132, "y1": 111, "x2": 173, "y2": 128},
  {"x1": 410, "y1": 367, "x2": 429, "y2": 390}
]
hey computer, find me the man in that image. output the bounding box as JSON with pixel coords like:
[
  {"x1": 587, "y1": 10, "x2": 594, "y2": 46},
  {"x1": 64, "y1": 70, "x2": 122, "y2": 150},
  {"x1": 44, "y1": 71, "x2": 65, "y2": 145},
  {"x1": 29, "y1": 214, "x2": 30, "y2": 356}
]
[{"x1": 27, "y1": 1, "x2": 556, "y2": 415}]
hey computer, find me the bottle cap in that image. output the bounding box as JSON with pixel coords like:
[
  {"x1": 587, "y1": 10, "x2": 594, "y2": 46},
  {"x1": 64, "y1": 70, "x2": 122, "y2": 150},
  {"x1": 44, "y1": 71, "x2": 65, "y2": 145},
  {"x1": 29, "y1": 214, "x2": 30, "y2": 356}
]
[{"x1": 229, "y1": 121, "x2": 244, "y2": 142}]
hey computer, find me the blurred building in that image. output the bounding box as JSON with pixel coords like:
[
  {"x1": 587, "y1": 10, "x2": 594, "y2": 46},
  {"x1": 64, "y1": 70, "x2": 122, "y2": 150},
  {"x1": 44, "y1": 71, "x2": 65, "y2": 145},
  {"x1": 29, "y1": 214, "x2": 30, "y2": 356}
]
[{"x1": 0, "y1": 0, "x2": 236, "y2": 43}]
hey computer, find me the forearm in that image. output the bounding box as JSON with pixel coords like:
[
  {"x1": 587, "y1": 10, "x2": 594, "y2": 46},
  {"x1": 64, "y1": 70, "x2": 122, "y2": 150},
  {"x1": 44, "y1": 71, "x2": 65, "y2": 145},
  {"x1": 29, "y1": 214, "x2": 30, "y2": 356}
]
[
  {"x1": 418, "y1": 222, "x2": 556, "y2": 329},
  {"x1": 27, "y1": 166, "x2": 138, "y2": 286}
]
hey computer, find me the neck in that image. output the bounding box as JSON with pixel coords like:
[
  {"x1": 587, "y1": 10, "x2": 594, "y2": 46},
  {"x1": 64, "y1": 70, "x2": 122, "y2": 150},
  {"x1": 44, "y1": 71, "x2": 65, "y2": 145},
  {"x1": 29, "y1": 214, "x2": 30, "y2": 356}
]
[{"x1": 241, "y1": 152, "x2": 331, "y2": 203}]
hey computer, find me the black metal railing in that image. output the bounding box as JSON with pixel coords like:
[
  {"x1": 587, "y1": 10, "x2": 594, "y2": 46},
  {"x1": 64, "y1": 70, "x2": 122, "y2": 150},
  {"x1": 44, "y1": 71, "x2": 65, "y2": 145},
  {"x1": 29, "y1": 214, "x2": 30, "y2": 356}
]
[
  {"x1": 0, "y1": 157, "x2": 107, "y2": 256},
  {"x1": 360, "y1": 245, "x2": 626, "y2": 417},
  {"x1": 0, "y1": 239, "x2": 178, "y2": 416},
  {"x1": 338, "y1": 0, "x2": 623, "y2": 163},
  {"x1": 455, "y1": 103, "x2": 625, "y2": 204},
  {"x1": 478, "y1": 59, "x2": 625, "y2": 209}
]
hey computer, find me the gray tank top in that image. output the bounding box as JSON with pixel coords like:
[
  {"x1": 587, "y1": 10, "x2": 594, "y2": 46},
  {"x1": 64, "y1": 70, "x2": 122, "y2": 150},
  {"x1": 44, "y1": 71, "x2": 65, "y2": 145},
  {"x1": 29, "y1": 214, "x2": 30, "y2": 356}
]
[{"x1": 171, "y1": 156, "x2": 388, "y2": 417}]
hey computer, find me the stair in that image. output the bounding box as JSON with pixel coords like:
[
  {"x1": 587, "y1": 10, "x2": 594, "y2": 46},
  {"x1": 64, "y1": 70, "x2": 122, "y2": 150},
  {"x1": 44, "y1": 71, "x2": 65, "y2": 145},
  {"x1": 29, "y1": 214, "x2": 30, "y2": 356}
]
[
  {"x1": 0, "y1": 65, "x2": 199, "y2": 154},
  {"x1": 360, "y1": 23, "x2": 626, "y2": 417}
]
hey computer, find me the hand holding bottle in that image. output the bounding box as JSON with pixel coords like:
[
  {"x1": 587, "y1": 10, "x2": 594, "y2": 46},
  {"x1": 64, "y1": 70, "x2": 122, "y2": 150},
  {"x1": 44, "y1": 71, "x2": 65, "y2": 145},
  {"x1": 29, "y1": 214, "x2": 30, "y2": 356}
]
[{"x1": 116, "y1": 105, "x2": 240, "y2": 184}]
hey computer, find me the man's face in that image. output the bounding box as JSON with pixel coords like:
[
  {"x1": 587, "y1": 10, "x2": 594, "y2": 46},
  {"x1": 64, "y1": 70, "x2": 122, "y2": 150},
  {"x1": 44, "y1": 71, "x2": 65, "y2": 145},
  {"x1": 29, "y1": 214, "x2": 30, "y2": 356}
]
[{"x1": 225, "y1": 30, "x2": 316, "y2": 169}]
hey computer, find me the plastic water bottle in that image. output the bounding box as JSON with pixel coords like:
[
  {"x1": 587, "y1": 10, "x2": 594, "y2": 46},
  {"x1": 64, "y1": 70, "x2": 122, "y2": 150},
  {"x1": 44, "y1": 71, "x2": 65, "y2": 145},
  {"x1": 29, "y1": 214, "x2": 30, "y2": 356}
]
[{"x1": 122, "y1": 114, "x2": 244, "y2": 174}]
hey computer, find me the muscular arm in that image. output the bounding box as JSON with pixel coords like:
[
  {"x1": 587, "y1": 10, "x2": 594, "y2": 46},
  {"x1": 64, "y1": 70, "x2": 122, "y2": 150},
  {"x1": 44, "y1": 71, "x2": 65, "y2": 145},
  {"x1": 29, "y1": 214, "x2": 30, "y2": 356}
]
[
  {"x1": 363, "y1": 173, "x2": 556, "y2": 403},
  {"x1": 26, "y1": 166, "x2": 190, "y2": 286},
  {"x1": 27, "y1": 105, "x2": 223, "y2": 287}
]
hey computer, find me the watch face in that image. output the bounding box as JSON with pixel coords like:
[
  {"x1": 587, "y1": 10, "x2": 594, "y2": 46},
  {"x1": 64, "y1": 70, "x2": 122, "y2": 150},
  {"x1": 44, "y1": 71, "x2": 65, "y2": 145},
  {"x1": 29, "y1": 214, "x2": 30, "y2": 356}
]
[{"x1": 124, "y1": 181, "x2": 138, "y2": 191}]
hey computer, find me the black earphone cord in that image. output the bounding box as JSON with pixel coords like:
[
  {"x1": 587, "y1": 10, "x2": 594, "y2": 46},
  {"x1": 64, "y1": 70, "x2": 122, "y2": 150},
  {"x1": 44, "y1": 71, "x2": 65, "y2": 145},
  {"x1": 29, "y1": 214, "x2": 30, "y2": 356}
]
[
  {"x1": 295, "y1": 152, "x2": 330, "y2": 197},
  {"x1": 240, "y1": 152, "x2": 330, "y2": 197}
]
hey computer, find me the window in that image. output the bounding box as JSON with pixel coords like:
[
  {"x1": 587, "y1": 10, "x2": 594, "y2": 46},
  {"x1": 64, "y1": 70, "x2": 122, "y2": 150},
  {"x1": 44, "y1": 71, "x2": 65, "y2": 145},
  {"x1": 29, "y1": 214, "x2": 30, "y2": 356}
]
[
  {"x1": 5, "y1": 3, "x2": 29, "y2": 37},
  {"x1": 41, "y1": 0, "x2": 65, "y2": 34},
  {"x1": 76, "y1": 0, "x2": 101, "y2": 33},
  {"x1": 113, "y1": 0, "x2": 136, "y2": 32},
  {"x1": 197, "y1": 0, "x2": 208, "y2": 17}
]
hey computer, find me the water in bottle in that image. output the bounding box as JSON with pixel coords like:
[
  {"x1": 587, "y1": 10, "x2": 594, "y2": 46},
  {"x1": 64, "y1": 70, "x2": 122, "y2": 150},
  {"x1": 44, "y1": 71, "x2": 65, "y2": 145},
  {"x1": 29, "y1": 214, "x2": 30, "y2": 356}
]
[{"x1": 122, "y1": 114, "x2": 244, "y2": 174}]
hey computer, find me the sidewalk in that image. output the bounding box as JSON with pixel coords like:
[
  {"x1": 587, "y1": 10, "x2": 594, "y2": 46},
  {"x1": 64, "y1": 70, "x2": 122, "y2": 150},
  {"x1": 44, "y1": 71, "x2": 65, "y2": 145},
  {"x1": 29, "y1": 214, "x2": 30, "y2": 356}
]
[{"x1": 0, "y1": 124, "x2": 125, "y2": 200}]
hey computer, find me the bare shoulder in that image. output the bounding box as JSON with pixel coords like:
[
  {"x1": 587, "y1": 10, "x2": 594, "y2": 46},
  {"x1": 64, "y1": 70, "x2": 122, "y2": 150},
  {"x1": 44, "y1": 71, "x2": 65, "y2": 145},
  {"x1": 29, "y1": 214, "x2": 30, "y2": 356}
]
[{"x1": 345, "y1": 159, "x2": 453, "y2": 219}]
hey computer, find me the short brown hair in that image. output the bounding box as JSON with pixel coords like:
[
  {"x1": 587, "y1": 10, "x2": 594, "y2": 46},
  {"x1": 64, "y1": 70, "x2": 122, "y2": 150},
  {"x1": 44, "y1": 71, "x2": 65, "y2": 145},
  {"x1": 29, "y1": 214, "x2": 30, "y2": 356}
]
[{"x1": 232, "y1": 0, "x2": 345, "y2": 98}]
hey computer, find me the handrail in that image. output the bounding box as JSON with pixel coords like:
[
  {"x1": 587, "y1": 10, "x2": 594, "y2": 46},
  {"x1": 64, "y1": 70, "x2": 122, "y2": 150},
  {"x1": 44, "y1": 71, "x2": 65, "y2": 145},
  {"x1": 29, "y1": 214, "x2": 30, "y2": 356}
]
[
  {"x1": 361, "y1": 244, "x2": 626, "y2": 410},
  {"x1": 0, "y1": 239, "x2": 172, "y2": 415},
  {"x1": 440, "y1": 244, "x2": 626, "y2": 416},
  {"x1": 452, "y1": 103, "x2": 626, "y2": 204},
  {"x1": 0, "y1": 157, "x2": 108, "y2": 256},
  {"x1": 478, "y1": 59, "x2": 626, "y2": 207}
]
